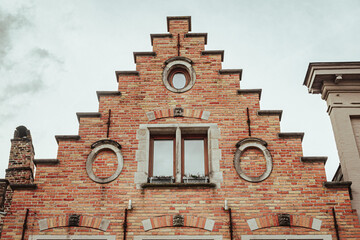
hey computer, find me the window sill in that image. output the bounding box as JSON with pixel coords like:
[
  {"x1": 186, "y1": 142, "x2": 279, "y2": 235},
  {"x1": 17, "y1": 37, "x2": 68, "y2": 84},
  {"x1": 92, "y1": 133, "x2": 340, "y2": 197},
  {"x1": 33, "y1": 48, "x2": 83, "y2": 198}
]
[{"x1": 141, "y1": 182, "x2": 216, "y2": 189}]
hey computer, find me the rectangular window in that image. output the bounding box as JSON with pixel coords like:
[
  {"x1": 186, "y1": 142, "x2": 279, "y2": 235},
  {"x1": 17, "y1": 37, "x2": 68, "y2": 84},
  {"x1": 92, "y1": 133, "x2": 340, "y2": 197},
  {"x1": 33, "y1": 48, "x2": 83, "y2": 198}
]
[
  {"x1": 149, "y1": 133, "x2": 208, "y2": 183},
  {"x1": 182, "y1": 134, "x2": 208, "y2": 181},
  {"x1": 149, "y1": 135, "x2": 175, "y2": 178},
  {"x1": 135, "y1": 123, "x2": 223, "y2": 188}
]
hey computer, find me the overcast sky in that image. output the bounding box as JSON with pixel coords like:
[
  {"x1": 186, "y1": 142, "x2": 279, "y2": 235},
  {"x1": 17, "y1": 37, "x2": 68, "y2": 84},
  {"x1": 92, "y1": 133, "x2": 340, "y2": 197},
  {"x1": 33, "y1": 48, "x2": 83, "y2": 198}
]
[{"x1": 1, "y1": 0, "x2": 360, "y2": 180}]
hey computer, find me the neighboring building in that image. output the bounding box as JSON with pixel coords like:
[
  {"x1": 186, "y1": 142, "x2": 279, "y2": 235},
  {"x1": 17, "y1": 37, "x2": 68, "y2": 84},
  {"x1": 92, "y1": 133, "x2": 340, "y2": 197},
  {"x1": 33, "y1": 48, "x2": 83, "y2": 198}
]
[
  {"x1": 1, "y1": 16, "x2": 359, "y2": 240},
  {"x1": 304, "y1": 62, "x2": 360, "y2": 219}
]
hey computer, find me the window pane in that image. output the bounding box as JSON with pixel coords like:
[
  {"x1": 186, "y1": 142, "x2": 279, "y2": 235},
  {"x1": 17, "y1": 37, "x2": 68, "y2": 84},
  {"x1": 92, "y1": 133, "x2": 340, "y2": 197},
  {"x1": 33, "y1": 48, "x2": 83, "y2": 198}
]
[
  {"x1": 184, "y1": 139, "x2": 205, "y2": 176},
  {"x1": 153, "y1": 140, "x2": 173, "y2": 176},
  {"x1": 172, "y1": 73, "x2": 186, "y2": 89}
]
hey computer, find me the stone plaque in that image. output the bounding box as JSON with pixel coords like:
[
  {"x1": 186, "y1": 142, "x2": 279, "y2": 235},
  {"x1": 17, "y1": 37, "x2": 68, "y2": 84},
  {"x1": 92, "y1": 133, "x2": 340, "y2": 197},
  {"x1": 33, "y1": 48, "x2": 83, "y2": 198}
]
[
  {"x1": 278, "y1": 214, "x2": 290, "y2": 227},
  {"x1": 69, "y1": 214, "x2": 80, "y2": 226},
  {"x1": 173, "y1": 214, "x2": 184, "y2": 227}
]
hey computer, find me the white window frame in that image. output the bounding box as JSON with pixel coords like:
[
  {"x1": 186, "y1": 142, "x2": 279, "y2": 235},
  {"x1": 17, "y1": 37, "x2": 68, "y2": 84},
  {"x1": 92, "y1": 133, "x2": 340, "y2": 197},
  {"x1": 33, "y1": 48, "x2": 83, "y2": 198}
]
[
  {"x1": 29, "y1": 235, "x2": 116, "y2": 240},
  {"x1": 135, "y1": 123, "x2": 223, "y2": 188},
  {"x1": 241, "y1": 235, "x2": 332, "y2": 240}
]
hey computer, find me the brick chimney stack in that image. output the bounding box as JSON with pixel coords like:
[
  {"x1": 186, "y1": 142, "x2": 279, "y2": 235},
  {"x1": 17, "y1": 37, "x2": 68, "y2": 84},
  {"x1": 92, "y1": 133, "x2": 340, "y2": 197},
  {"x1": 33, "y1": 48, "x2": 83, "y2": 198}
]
[{"x1": 5, "y1": 126, "x2": 35, "y2": 185}]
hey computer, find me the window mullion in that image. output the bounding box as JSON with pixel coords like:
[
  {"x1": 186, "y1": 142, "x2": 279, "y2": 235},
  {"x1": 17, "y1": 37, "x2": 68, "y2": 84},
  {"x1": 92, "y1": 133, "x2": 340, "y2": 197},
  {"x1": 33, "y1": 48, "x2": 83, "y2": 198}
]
[
  {"x1": 204, "y1": 136, "x2": 209, "y2": 176},
  {"x1": 149, "y1": 138, "x2": 154, "y2": 177},
  {"x1": 175, "y1": 127, "x2": 182, "y2": 183}
]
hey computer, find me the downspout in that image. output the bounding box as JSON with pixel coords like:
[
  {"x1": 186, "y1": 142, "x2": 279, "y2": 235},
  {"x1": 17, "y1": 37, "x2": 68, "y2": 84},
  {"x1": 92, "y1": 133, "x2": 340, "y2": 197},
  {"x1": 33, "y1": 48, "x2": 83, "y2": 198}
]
[
  {"x1": 21, "y1": 209, "x2": 29, "y2": 240},
  {"x1": 123, "y1": 208, "x2": 128, "y2": 240},
  {"x1": 246, "y1": 108, "x2": 251, "y2": 137},
  {"x1": 332, "y1": 207, "x2": 340, "y2": 240},
  {"x1": 224, "y1": 202, "x2": 233, "y2": 240},
  {"x1": 228, "y1": 208, "x2": 233, "y2": 240}
]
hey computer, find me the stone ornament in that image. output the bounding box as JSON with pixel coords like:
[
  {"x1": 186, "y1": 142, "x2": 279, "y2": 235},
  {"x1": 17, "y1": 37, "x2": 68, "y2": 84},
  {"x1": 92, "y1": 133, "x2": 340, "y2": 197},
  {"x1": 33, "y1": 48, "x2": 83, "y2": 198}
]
[
  {"x1": 174, "y1": 107, "x2": 184, "y2": 117},
  {"x1": 246, "y1": 214, "x2": 322, "y2": 231},
  {"x1": 278, "y1": 214, "x2": 290, "y2": 226},
  {"x1": 14, "y1": 125, "x2": 31, "y2": 139},
  {"x1": 162, "y1": 57, "x2": 196, "y2": 93},
  {"x1": 38, "y1": 215, "x2": 110, "y2": 231},
  {"x1": 146, "y1": 108, "x2": 210, "y2": 121},
  {"x1": 86, "y1": 140, "x2": 123, "y2": 184},
  {"x1": 69, "y1": 214, "x2": 80, "y2": 226},
  {"x1": 141, "y1": 215, "x2": 215, "y2": 231},
  {"x1": 234, "y1": 138, "x2": 273, "y2": 182},
  {"x1": 173, "y1": 214, "x2": 184, "y2": 226}
]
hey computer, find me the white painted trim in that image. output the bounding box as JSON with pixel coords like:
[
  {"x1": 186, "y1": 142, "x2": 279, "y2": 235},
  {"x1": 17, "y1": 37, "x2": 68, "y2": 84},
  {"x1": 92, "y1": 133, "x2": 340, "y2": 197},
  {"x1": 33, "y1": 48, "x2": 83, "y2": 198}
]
[
  {"x1": 29, "y1": 235, "x2": 116, "y2": 240},
  {"x1": 241, "y1": 235, "x2": 332, "y2": 240}
]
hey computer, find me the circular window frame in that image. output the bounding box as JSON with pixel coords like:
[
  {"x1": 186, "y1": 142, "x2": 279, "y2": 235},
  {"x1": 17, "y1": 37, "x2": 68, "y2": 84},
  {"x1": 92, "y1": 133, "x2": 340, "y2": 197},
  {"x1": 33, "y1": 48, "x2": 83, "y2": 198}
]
[
  {"x1": 86, "y1": 143, "x2": 123, "y2": 184},
  {"x1": 234, "y1": 138, "x2": 273, "y2": 183},
  {"x1": 168, "y1": 67, "x2": 190, "y2": 90},
  {"x1": 163, "y1": 57, "x2": 196, "y2": 93}
]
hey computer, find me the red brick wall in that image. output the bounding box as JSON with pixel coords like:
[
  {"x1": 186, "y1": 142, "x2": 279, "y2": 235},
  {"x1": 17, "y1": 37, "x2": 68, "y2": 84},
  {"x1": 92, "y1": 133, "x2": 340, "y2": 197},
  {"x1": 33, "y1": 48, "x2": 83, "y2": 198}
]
[{"x1": 1, "y1": 17, "x2": 359, "y2": 240}]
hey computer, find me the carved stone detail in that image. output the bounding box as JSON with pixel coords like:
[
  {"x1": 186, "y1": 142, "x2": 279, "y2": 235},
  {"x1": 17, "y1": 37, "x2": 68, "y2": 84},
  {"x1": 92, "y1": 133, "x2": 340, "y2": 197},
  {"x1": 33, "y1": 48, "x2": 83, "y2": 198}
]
[
  {"x1": 234, "y1": 138, "x2": 273, "y2": 182},
  {"x1": 86, "y1": 143, "x2": 123, "y2": 184},
  {"x1": 69, "y1": 214, "x2": 80, "y2": 226},
  {"x1": 278, "y1": 214, "x2": 290, "y2": 226},
  {"x1": 173, "y1": 214, "x2": 184, "y2": 227},
  {"x1": 174, "y1": 107, "x2": 184, "y2": 117},
  {"x1": 91, "y1": 139, "x2": 121, "y2": 149}
]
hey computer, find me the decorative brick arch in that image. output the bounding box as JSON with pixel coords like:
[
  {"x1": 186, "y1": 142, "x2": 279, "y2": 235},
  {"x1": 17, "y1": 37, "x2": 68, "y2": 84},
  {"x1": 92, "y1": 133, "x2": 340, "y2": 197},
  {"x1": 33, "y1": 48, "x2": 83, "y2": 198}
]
[
  {"x1": 38, "y1": 215, "x2": 110, "y2": 231},
  {"x1": 142, "y1": 215, "x2": 215, "y2": 231},
  {"x1": 146, "y1": 108, "x2": 210, "y2": 121},
  {"x1": 246, "y1": 214, "x2": 322, "y2": 231}
]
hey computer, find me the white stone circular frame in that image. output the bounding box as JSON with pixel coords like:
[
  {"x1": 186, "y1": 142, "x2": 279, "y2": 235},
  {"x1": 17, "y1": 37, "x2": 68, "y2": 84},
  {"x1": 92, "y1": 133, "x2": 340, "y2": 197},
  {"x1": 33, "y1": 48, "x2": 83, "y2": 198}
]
[
  {"x1": 86, "y1": 142, "x2": 123, "y2": 184},
  {"x1": 234, "y1": 138, "x2": 273, "y2": 182},
  {"x1": 162, "y1": 57, "x2": 196, "y2": 93}
]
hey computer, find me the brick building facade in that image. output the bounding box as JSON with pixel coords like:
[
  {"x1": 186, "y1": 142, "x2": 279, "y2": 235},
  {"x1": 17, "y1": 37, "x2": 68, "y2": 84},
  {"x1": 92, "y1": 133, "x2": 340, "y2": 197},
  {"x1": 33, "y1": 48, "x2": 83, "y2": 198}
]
[{"x1": 1, "y1": 16, "x2": 359, "y2": 240}]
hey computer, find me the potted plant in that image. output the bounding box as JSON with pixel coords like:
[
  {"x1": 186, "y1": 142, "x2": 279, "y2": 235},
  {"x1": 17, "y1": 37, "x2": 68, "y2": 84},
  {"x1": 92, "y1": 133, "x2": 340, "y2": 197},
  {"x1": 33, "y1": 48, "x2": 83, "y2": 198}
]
[
  {"x1": 149, "y1": 176, "x2": 174, "y2": 183},
  {"x1": 183, "y1": 174, "x2": 209, "y2": 183}
]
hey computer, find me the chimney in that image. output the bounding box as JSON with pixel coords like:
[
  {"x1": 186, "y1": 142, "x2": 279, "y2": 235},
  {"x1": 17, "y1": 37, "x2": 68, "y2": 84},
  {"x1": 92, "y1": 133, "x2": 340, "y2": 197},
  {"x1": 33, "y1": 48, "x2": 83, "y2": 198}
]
[{"x1": 5, "y1": 126, "x2": 35, "y2": 184}]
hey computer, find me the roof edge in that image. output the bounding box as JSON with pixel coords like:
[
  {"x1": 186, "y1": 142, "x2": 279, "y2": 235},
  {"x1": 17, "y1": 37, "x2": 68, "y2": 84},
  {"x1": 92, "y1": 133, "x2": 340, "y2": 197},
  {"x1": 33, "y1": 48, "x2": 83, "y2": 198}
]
[
  {"x1": 201, "y1": 50, "x2": 224, "y2": 62},
  {"x1": 167, "y1": 16, "x2": 191, "y2": 32}
]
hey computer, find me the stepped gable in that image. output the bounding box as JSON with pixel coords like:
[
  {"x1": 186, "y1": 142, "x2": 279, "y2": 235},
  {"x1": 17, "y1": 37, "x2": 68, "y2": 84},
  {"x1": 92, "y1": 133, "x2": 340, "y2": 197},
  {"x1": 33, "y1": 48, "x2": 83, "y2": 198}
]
[{"x1": 1, "y1": 16, "x2": 360, "y2": 240}]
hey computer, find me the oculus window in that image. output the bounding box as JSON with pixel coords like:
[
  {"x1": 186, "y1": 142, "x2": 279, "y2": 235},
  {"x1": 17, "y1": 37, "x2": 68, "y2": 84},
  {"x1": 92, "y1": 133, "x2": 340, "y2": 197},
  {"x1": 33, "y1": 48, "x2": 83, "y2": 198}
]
[{"x1": 162, "y1": 57, "x2": 196, "y2": 93}]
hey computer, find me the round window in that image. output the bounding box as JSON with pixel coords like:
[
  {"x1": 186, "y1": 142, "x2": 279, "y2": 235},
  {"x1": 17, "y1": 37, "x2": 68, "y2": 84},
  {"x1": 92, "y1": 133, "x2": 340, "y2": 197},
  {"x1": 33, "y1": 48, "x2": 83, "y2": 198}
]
[
  {"x1": 173, "y1": 73, "x2": 186, "y2": 89},
  {"x1": 162, "y1": 57, "x2": 196, "y2": 93},
  {"x1": 168, "y1": 68, "x2": 190, "y2": 90}
]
